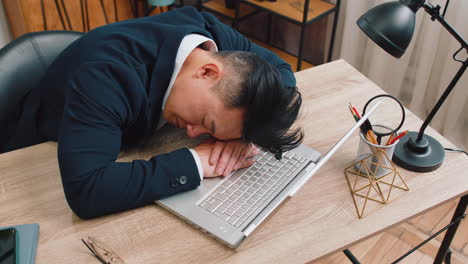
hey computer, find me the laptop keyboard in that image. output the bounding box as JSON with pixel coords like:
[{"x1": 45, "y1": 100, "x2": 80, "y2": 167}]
[{"x1": 199, "y1": 150, "x2": 309, "y2": 228}]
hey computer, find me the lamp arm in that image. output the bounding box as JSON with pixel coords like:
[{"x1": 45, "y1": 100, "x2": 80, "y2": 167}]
[
  {"x1": 416, "y1": 59, "x2": 467, "y2": 142},
  {"x1": 423, "y1": 2, "x2": 467, "y2": 49},
  {"x1": 413, "y1": 2, "x2": 468, "y2": 142}
]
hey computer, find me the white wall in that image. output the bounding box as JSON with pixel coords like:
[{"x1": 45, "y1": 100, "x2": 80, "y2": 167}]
[{"x1": 0, "y1": 1, "x2": 12, "y2": 48}]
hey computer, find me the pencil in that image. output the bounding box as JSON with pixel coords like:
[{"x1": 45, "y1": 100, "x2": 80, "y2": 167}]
[
  {"x1": 349, "y1": 105, "x2": 368, "y2": 136},
  {"x1": 385, "y1": 132, "x2": 395, "y2": 145},
  {"x1": 389, "y1": 130, "x2": 409, "y2": 145},
  {"x1": 349, "y1": 103, "x2": 362, "y2": 118},
  {"x1": 367, "y1": 130, "x2": 378, "y2": 145},
  {"x1": 348, "y1": 105, "x2": 359, "y2": 121}
]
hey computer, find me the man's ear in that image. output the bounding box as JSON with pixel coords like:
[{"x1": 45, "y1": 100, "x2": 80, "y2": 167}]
[{"x1": 196, "y1": 63, "x2": 222, "y2": 82}]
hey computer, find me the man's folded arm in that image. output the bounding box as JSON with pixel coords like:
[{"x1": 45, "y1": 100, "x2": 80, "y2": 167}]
[{"x1": 58, "y1": 64, "x2": 201, "y2": 219}]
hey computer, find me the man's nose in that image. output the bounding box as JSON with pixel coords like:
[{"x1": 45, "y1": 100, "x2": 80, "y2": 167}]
[{"x1": 186, "y1": 124, "x2": 207, "y2": 138}]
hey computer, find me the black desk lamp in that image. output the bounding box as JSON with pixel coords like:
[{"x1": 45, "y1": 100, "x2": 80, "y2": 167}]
[{"x1": 356, "y1": 0, "x2": 467, "y2": 172}]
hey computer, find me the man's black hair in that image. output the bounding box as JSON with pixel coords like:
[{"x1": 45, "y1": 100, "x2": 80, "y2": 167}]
[{"x1": 211, "y1": 51, "x2": 303, "y2": 158}]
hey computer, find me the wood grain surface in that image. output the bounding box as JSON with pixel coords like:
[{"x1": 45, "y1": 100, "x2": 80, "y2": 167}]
[{"x1": 1, "y1": 60, "x2": 467, "y2": 264}]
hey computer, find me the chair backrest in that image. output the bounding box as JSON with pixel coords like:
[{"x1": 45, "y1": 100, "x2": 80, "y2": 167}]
[{"x1": 0, "y1": 30, "x2": 83, "y2": 121}]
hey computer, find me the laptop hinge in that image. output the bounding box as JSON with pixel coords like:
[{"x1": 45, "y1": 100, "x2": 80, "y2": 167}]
[{"x1": 243, "y1": 223, "x2": 257, "y2": 236}]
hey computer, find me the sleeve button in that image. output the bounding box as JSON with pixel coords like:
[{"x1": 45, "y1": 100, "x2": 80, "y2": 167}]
[{"x1": 179, "y1": 176, "x2": 187, "y2": 185}]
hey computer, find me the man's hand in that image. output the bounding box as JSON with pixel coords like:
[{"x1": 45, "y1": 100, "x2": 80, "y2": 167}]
[
  {"x1": 193, "y1": 140, "x2": 258, "y2": 178},
  {"x1": 210, "y1": 139, "x2": 258, "y2": 176},
  {"x1": 193, "y1": 142, "x2": 218, "y2": 177}
]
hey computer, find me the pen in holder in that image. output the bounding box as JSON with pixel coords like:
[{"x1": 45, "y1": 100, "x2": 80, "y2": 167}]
[
  {"x1": 355, "y1": 125, "x2": 397, "y2": 178},
  {"x1": 344, "y1": 125, "x2": 410, "y2": 218}
]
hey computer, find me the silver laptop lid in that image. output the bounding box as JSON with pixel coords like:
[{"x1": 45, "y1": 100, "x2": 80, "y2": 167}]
[{"x1": 288, "y1": 100, "x2": 381, "y2": 196}]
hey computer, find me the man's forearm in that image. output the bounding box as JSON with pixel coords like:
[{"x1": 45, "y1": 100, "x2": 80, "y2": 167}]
[{"x1": 60, "y1": 148, "x2": 201, "y2": 219}]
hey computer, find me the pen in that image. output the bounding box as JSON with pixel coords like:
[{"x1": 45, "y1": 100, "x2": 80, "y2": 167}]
[{"x1": 388, "y1": 130, "x2": 409, "y2": 145}]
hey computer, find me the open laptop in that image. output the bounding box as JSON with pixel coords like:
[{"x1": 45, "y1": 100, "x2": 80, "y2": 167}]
[{"x1": 156, "y1": 102, "x2": 380, "y2": 248}]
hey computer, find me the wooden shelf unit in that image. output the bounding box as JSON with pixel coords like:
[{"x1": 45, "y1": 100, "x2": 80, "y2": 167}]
[
  {"x1": 200, "y1": 0, "x2": 340, "y2": 71},
  {"x1": 251, "y1": 39, "x2": 313, "y2": 72},
  {"x1": 201, "y1": 0, "x2": 257, "y2": 19},
  {"x1": 243, "y1": 0, "x2": 336, "y2": 24}
]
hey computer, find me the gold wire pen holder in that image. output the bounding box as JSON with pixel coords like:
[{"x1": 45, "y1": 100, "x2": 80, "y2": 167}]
[{"x1": 344, "y1": 148, "x2": 410, "y2": 218}]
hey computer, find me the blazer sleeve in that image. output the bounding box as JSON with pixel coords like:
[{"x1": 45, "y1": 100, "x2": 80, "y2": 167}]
[
  {"x1": 58, "y1": 63, "x2": 201, "y2": 219},
  {"x1": 201, "y1": 12, "x2": 296, "y2": 88}
]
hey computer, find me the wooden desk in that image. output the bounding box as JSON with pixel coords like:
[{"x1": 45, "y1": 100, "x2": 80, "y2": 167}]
[{"x1": 1, "y1": 60, "x2": 466, "y2": 263}]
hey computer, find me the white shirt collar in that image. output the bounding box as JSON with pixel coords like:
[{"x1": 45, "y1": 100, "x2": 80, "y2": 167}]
[{"x1": 156, "y1": 34, "x2": 218, "y2": 130}]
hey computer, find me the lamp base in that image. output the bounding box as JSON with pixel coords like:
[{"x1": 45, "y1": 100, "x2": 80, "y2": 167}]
[{"x1": 392, "y1": 131, "x2": 445, "y2": 172}]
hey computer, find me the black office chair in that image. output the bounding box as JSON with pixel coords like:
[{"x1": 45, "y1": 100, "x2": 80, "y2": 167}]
[
  {"x1": 0, "y1": 30, "x2": 83, "y2": 152},
  {"x1": 0, "y1": 30, "x2": 83, "y2": 121}
]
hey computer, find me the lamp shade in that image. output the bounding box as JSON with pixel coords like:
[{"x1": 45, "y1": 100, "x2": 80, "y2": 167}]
[{"x1": 357, "y1": 1, "x2": 417, "y2": 58}]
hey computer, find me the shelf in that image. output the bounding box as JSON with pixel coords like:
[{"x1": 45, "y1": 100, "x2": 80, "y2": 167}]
[
  {"x1": 243, "y1": 0, "x2": 335, "y2": 24},
  {"x1": 250, "y1": 39, "x2": 314, "y2": 72},
  {"x1": 201, "y1": 0, "x2": 326, "y2": 71},
  {"x1": 202, "y1": 0, "x2": 257, "y2": 19}
]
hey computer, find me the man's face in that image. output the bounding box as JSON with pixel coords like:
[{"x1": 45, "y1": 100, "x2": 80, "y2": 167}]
[
  {"x1": 163, "y1": 79, "x2": 245, "y2": 141},
  {"x1": 163, "y1": 49, "x2": 245, "y2": 140}
]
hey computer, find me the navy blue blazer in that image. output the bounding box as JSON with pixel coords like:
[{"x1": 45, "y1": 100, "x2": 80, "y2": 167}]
[{"x1": 7, "y1": 7, "x2": 296, "y2": 219}]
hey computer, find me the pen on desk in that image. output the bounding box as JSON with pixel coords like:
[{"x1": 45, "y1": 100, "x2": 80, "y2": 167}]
[{"x1": 388, "y1": 130, "x2": 409, "y2": 145}]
